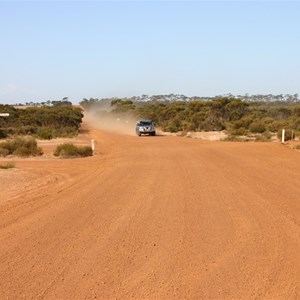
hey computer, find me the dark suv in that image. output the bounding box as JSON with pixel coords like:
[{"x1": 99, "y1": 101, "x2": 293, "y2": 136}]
[{"x1": 136, "y1": 120, "x2": 156, "y2": 136}]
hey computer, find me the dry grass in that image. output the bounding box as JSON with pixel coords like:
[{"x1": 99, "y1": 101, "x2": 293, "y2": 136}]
[{"x1": 0, "y1": 162, "x2": 16, "y2": 169}]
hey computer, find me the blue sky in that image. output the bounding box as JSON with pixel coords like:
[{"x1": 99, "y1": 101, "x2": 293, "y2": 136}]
[{"x1": 0, "y1": 1, "x2": 299, "y2": 104}]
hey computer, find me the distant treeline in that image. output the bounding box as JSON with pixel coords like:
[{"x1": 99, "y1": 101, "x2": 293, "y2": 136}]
[
  {"x1": 79, "y1": 93, "x2": 300, "y2": 111},
  {"x1": 14, "y1": 98, "x2": 72, "y2": 107},
  {"x1": 3, "y1": 94, "x2": 300, "y2": 141},
  {"x1": 81, "y1": 97, "x2": 300, "y2": 139},
  {"x1": 0, "y1": 104, "x2": 83, "y2": 139}
]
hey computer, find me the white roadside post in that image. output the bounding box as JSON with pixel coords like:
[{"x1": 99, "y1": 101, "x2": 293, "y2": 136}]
[
  {"x1": 91, "y1": 139, "x2": 95, "y2": 155},
  {"x1": 282, "y1": 129, "x2": 285, "y2": 144}
]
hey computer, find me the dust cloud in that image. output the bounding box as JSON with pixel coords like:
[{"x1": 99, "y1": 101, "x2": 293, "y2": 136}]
[{"x1": 84, "y1": 110, "x2": 138, "y2": 136}]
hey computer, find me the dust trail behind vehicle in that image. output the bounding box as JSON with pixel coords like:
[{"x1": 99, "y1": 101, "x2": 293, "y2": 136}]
[{"x1": 84, "y1": 110, "x2": 138, "y2": 136}]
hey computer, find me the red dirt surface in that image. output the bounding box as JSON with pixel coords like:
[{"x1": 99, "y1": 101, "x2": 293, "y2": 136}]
[{"x1": 0, "y1": 125, "x2": 299, "y2": 299}]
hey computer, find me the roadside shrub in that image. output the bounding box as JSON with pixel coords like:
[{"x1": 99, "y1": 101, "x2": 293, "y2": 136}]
[
  {"x1": 77, "y1": 146, "x2": 93, "y2": 157},
  {"x1": 0, "y1": 147, "x2": 10, "y2": 157},
  {"x1": 261, "y1": 117, "x2": 275, "y2": 125},
  {"x1": 291, "y1": 119, "x2": 300, "y2": 131},
  {"x1": 262, "y1": 131, "x2": 272, "y2": 140},
  {"x1": 0, "y1": 129, "x2": 7, "y2": 139},
  {"x1": 17, "y1": 125, "x2": 37, "y2": 135},
  {"x1": 37, "y1": 127, "x2": 54, "y2": 140},
  {"x1": 0, "y1": 105, "x2": 83, "y2": 139},
  {"x1": 237, "y1": 116, "x2": 254, "y2": 129},
  {"x1": 34, "y1": 127, "x2": 78, "y2": 140},
  {"x1": 223, "y1": 135, "x2": 245, "y2": 142},
  {"x1": 267, "y1": 120, "x2": 290, "y2": 132},
  {"x1": 294, "y1": 131, "x2": 300, "y2": 138},
  {"x1": 228, "y1": 127, "x2": 248, "y2": 136},
  {"x1": 254, "y1": 132, "x2": 272, "y2": 142},
  {"x1": 0, "y1": 137, "x2": 43, "y2": 157},
  {"x1": 0, "y1": 162, "x2": 15, "y2": 169},
  {"x1": 166, "y1": 124, "x2": 180, "y2": 133},
  {"x1": 54, "y1": 143, "x2": 93, "y2": 158},
  {"x1": 230, "y1": 120, "x2": 243, "y2": 130},
  {"x1": 54, "y1": 127, "x2": 78, "y2": 138},
  {"x1": 249, "y1": 121, "x2": 266, "y2": 133}
]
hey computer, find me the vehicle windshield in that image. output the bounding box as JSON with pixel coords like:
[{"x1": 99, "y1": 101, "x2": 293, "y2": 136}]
[{"x1": 139, "y1": 121, "x2": 153, "y2": 126}]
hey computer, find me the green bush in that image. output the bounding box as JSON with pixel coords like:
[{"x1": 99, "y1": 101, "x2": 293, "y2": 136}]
[
  {"x1": 37, "y1": 127, "x2": 54, "y2": 140},
  {"x1": 228, "y1": 127, "x2": 248, "y2": 136},
  {"x1": 0, "y1": 162, "x2": 15, "y2": 169},
  {"x1": 53, "y1": 127, "x2": 79, "y2": 138},
  {"x1": 0, "y1": 137, "x2": 43, "y2": 157},
  {"x1": 249, "y1": 121, "x2": 266, "y2": 133},
  {"x1": 166, "y1": 124, "x2": 180, "y2": 133},
  {"x1": 254, "y1": 132, "x2": 272, "y2": 142},
  {"x1": 234, "y1": 116, "x2": 254, "y2": 129},
  {"x1": 0, "y1": 129, "x2": 7, "y2": 139},
  {"x1": 54, "y1": 143, "x2": 93, "y2": 158},
  {"x1": 223, "y1": 135, "x2": 245, "y2": 142},
  {"x1": 267, "y1": 120, "x2": 290, "y2": 132},
  {"x1": 291, "y1": 118, "x2": 300, "y2": 131},
  {"x1": 0, "y1": 147, "x2": 10, "y2": 157},
  {"x1": 77, "y1": 146, "x2": 93, "y2": 157},
  {"x1": 263, "y1": 131, "x2": 272, "y2": 140},
  {"x1": 0, "y1": 105, "x2": 83, "y2": 139},
  {"x1": 17, "y1": 125, "x2": 37, "y2": 135},
  {"x1": 294, "y1": 131, "x2": 300, "y2": 138}
]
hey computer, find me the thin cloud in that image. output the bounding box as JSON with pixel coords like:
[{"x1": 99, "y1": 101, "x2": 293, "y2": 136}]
[
  {"x1": 0, "y1": 84, "x2": 18, "y2": 96},
  {"x1": 0, "y1": 84, "x2": 39, "y2": 104}
]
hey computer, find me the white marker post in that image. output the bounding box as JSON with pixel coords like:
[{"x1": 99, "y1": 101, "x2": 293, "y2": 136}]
[
  {"x1": 91, "y1": 139, "x2": 95, "y2": 154},
  {"x1": 282, "y1": 129, "x2": 285, "y2": 144}
]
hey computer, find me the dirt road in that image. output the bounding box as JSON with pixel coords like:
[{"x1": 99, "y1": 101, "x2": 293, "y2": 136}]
[{"x1": 0, "y1": 128, "x2": 299, "y2": 299}]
